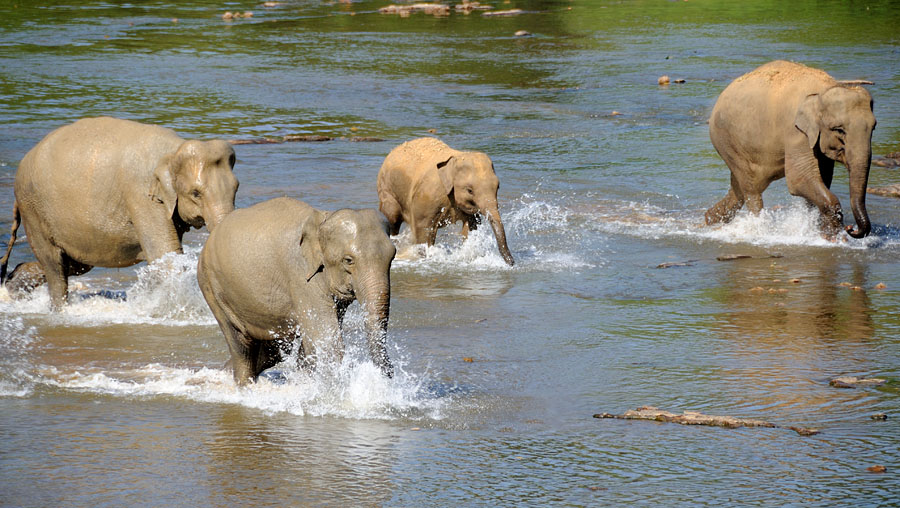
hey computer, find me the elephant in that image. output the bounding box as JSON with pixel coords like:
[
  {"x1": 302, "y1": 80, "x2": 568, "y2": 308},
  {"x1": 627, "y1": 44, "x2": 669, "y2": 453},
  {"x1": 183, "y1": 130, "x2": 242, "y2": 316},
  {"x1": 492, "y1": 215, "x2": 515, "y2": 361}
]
[
  {"x1": 2, "y1": 261, "x2": 46, "y2": 300},
  {"x1": 705, "y1": 60, "x2": 876, "y2": 238},
  {"x1": 0, "y1": 116, "x2": 239, "y2": 309},
  {"x1": 197, "y1": 197, "x2": 396, "y2": 386},
  {"x1": 377, "y1": 137, "x2": 515, "y2": 265}
]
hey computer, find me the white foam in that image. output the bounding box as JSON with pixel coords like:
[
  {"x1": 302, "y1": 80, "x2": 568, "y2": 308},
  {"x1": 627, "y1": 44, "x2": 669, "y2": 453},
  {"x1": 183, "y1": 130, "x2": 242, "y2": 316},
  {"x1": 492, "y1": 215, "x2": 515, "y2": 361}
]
[
  {"x1": 0, "y1": 248, "x2": 215, "y2": 326},
  {"x1": 391, "y1": 197, "x2": 596, "y2": 273},
  {"x1": 590, "y1": 199, "x2": 896, "y2": 250},
  {"x1": 33, "y1": 353, "x2": 446, "y2": 420}
]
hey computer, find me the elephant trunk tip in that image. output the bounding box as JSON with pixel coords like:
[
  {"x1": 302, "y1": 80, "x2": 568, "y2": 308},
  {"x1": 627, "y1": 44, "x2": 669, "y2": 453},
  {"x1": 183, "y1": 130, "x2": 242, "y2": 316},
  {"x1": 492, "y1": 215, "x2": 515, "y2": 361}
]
[{"x1": 847, "y1": 222, "x2": 871, "y2": 239}]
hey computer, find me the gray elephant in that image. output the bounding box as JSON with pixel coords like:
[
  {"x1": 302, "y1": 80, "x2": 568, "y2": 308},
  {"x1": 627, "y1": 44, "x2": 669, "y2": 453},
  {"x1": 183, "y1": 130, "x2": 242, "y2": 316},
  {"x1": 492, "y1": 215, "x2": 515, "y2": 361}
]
[
  {"x1": 197, "y1": 197, "x2": 396, "y2": 386},
  {"x1": 705, "y1": 60, "x2": 876, "y2": 238},
  {"x1": 377, "y1": 137, "x2": 515, "y2": 265},
  {"x1": 0, "y1": 116, "x2": 239, "y2": 309}
]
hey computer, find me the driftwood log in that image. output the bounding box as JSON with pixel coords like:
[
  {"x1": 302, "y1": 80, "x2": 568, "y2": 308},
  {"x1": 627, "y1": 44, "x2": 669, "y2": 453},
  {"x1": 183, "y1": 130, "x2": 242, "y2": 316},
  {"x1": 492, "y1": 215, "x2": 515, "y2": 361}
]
[
  {"x1": 229, "y1": 135, "x2": 384, "y2": 145},
  {"x1": 829, "y1": 376, "x2": 887, "y2": 388},
  {"x1": 594, "y1": 406, "x2": 819, "y2": 436}
]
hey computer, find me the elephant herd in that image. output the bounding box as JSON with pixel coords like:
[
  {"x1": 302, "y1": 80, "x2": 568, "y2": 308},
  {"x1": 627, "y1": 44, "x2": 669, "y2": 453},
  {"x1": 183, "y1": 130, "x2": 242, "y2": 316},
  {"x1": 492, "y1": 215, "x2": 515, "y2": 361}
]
[{"x1": 0, "y1": 60, "x2": 878, "y2": 386}]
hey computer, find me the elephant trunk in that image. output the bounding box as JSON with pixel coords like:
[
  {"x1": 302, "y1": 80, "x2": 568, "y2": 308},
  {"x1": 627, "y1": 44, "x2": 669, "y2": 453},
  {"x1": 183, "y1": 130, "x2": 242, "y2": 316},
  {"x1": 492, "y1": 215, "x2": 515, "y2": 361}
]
[
  {"x1": 355, "y1": 271, "x2": 394, "y2": 377},
  {"x1": 204, "y1": 203, "x2": 234, "y2": 233},
  {"x1": 846, "y1": 142, "x2": 872, "y2": 239},
  {"x1": 485, "y1": 206, "x2": 515, "y2": 266}
]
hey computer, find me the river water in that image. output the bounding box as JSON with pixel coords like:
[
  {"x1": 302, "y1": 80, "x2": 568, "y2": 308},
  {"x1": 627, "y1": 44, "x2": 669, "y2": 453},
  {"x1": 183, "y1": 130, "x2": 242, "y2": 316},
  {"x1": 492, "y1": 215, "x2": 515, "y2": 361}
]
[{"x1": 1, "y1": 1, "x2": 899, "y2": 505}]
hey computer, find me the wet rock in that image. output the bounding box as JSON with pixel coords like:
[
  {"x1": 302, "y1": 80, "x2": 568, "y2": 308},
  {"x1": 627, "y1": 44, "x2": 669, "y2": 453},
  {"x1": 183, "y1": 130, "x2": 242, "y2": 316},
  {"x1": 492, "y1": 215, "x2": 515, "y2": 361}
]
[
  {"x1": 829, "y1": 376, "x2": 887, "y2": 389},
  {"x1": 222, "y1": 11, "x2": 234, "y2": 19},
  {"x1": 716, "y1": 254, "x2": 752, "y2": 261},
  {"x1": 673, "y1": 78, "x2": 686, "y2": 84},
  {"x1": 283, "y1": 134, "x2": 333, "y2": 142},
  {"x1": 483, "y1": 8, "x2": 524, "y2": 16},
  {"x1": 262, "y1": 1, "x2": 282, "y2": 7},
  {"x1": 867, "y1": 465, "x2": 887, "y2": 473},
  {"x1": 462, "y1": 357, "x2": 474, "y2": 363},
  {"x1": 594, "y1": 406, "x2": 819, "y2": 436},
  {"x1": 788, "y1": 426, "x2": 820, "y2": 436},
  {"x1": 656, "y1": 261, "x2": 694, "y2": 269},
  {"x1": 455, "y1": 1, "x2": 493, "y2": 13},
  {"x1": 875, "y1": 282, "x2": 887, "y2": 289},
  {"x1": 789, "y1": 278, "x2": 801, "y2": 283},
  {"x1": 347, "y1": 136, "x2": 385, "y2": 142},
  {"x1": 870, "y1": 413, "x2": 888, "y2": 421},
  {"x1": 658, "y1": 75, "x2": 670, "y2": 86},
  {"x1": 514, "y1": 30, "x2": 531, "y2": 37},
  {"x1": 380, "y1": 3, "x2": 450, "y2": 16},
  {"x1": 868, "y1": 182, "x2": 900, "y2": 196},
  {"x1": 229, "y1": 138, "x2": 281, "y2": 145}
]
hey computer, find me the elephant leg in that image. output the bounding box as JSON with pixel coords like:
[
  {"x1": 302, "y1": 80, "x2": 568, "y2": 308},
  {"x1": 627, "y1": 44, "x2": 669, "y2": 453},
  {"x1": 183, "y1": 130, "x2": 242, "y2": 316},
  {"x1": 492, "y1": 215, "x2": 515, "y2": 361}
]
[
  {"x1": 296, "y1": 308, "x2": 343, "y2": 372},
  {"x1": 705, "y1": 173, "x2": 746, "y2": 225},
  {"x1": 379, "y1": 194, "x2": 404, "y2": 236},
  {"x1": 25, "y1": 227, "x2": 69, "y2": 310},
  {"x1": 745, "y1": 193, "x2": 764, "y2": 214},
  {"x1": 786, "y1": 155, "x2": 843, "y2": 235},
  {"x1": 461, "y1": 215, "x2": 478, "y2": 239}
]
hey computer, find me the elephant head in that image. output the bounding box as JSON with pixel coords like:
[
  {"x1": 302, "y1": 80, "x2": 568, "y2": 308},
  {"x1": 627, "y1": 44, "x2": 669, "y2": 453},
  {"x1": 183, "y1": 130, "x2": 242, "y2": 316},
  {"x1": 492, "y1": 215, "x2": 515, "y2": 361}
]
[
  {"x1": 301, "y1": 208, "x2": 397, "y2": 376},
  {"x1": 150, "y1": 139, "x2": 239, "y2": 232},
  {"x1": 795, "y1": 86, "x2": 876, "y2": 238},
  {"x1": 437, "y1": 153, "x2": 515, "y2": 265}
]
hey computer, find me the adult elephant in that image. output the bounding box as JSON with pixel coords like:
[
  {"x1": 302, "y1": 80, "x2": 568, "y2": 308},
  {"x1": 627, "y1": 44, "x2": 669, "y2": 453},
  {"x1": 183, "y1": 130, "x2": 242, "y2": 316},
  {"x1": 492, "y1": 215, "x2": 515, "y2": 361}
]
[
  {"x1": 0, "y1": 116, "x2": 239, "y2": 309},
  {"x1": 377, "y1": 137, "x2": 515, "y2": 265},
  {"x1": 197, "y1": 197, "x2": 396, "y2": 386},
  {"x1": 705, "y1": 60, "x2": 876, "y2": 238}
]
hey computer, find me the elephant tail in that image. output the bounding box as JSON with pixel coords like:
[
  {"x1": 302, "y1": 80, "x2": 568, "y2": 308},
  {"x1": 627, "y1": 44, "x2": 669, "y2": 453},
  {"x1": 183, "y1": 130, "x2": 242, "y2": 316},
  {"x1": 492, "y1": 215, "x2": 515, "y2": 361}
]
[{"x1": 0, "y1": 201, "x2": 21, "y2": 284}]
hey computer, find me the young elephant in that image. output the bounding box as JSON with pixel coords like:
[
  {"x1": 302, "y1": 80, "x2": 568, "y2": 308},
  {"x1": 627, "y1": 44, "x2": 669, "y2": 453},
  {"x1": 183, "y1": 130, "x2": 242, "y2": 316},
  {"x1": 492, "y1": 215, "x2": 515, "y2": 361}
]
[
  {"x1": 197, "y1": 197, "x2": 396, "y2": 385},
  {"x1": 377, "y1": 137, "x2": 515, "y2": 265},
  {"x1": 0, "y1": 117, "x2": 239, "y2": 309},
  {"x1": 705, "y1": 60, "x2": 876, "y2": 238}
]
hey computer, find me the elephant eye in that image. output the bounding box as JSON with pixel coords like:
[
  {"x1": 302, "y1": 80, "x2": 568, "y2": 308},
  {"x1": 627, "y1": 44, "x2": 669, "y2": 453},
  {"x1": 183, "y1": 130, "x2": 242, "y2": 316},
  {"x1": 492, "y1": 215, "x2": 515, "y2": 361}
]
[
  {"x1": 343, "y1": 256, "x2": 354, "y2": 266},
  {"x1": 191, "y1": 189, "x2": 202, "y2": 199},
  {"x1": 832, "y1": 127, "x2": 845, "y2": 136}
]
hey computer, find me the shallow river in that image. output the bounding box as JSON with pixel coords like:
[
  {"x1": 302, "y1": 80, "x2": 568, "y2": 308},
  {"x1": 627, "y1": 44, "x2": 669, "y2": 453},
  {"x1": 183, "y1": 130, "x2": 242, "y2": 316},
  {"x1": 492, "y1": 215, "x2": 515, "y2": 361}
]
[{"x1": 1, "y1": 1, "x2": 899, "y2": 505}]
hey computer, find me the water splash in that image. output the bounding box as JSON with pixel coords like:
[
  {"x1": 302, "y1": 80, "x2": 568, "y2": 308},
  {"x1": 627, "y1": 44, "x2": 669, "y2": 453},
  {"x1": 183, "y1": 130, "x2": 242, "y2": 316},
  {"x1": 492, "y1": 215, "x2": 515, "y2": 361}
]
[
  {"x1": 0, "y1": 248, "x2": 215, "y2": 326},
  {"x1": 391, "y1": 196, "x2": 596, "y2": 272},
  {"x1": 32, "y1": 351, "x2": 446, "y2": 420},
  {"x1": 589, "y1": 199, "x2": 898, "y2": 250},
  {"x1": 0, "y1": 316, "x2": 37, "y2": 397}
]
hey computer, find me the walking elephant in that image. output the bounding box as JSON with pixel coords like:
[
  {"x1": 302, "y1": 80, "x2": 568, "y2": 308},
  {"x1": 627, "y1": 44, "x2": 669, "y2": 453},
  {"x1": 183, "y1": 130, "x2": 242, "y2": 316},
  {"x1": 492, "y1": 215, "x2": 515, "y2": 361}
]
[
  {"x1": 197, "y1": 197, "x2": 396, "y2": 385},
  {"x1": 0, "y1": 117, "x2": 239, "y2": 309},
  {"x1": 377, "y1": 137, "x2": 515, "y2": 265},
  {"x1": 705, "y1": 60, "x2": 876, "y2": 238}
]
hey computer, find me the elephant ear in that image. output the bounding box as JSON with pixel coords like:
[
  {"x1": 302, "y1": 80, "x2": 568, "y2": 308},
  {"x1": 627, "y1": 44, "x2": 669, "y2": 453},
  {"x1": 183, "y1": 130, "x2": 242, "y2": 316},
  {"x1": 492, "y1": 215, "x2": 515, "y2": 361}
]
[
  {"x1": 436, "y1": 156, "x2": 456, "y2": 196},
  {"x1": 149, "y1": 153, "x2": 178, "y2": 219},
  {"x1": 300, "y1": 210, "x2": 328, "y2": 282},
  {"x1": 795, "y1": 94, "x2": 822, "y2": 150}
]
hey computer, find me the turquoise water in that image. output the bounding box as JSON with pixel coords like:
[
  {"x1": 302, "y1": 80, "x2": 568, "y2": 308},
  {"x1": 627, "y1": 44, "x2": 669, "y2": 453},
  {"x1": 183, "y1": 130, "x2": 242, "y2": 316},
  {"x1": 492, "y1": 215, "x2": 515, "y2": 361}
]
[{"x1": 1, "y1": 1, "x2": 899, "y2": 505}]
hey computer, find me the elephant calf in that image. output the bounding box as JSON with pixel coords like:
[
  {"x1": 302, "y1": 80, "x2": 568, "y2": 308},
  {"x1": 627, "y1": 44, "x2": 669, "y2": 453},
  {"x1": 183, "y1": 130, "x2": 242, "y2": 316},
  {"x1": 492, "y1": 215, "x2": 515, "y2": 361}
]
[
  {"x1": 705, "y1": 60, "x2": 876, "y2": 238},
  {"x1": 377, "y1": 137, "x2": 515, "y2": 265},
  {"x1": 197, "y1": 197, "x2": 396, "y2": 386},
  {"x1": 0, "y1": 117, "x2": 239, "y2": 309}
]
